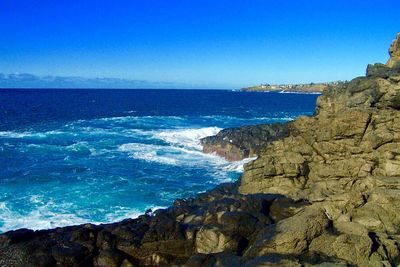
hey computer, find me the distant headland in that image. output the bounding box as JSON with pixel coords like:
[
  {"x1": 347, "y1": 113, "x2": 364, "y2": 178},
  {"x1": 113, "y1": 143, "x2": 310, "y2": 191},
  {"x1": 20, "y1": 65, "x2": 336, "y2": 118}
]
[{"x1": 241, "y1": 81, "x2": 347, "y2": 93}]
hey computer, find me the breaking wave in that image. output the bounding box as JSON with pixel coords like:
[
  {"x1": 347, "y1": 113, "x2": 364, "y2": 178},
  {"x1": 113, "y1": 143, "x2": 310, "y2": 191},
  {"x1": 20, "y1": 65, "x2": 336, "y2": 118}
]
[{"x1": 0, "y1": 91, "x2": 316, "y2": 233}]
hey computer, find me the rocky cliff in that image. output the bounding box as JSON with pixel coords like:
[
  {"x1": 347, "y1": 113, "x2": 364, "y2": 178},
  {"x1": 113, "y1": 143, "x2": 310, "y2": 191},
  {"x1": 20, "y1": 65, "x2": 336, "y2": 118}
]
[
  {"x1": 0, "y1": 34, "x2": 399, "y2": 267},
  {"x1": 239, "y1": 33, "x2": 400, "y2": 266}
]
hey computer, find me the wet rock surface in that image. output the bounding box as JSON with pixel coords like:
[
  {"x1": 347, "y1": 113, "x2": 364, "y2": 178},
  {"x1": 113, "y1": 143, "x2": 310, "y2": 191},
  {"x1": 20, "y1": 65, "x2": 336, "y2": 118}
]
[
  {"x1": 200, "y1": 123, "x2": 291, "y2": 161},
  {"x1": 1, "y1": 34, "x2": 400, "y2": 266}
]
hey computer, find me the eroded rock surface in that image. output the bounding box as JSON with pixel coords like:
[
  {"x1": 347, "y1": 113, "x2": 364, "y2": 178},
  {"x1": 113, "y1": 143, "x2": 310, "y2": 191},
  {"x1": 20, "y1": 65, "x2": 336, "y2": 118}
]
[
  {"x1": 1, "y1": 34, "x2": 400, "y2": 266},
  {"x1": 239, "y1": 34, "x2": 400, "y2": 266},
  {"x1": 201, "y1": 123, "x2": 291, "y2": 161},
  {"x1": 387, "y1": 33, "x2": 400, "y2": 68}
]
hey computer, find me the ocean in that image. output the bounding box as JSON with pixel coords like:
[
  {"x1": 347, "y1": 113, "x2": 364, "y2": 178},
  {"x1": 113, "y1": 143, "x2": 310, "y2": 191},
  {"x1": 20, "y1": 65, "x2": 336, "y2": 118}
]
[{"x1": 0, "y1": 89, "x2": 318, "y2": 233}]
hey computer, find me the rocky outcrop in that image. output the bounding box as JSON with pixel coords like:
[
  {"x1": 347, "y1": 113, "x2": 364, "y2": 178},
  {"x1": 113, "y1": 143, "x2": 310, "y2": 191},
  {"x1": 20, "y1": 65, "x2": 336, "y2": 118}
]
[
  {"x1": 200, "y1": 123, "x2": 291, "y2": 161},
  {"x1": 239, "y1": 34, "x2": 400, "y2": 266},
  {"x1": 387, "y1": 33, "x2": 400, "y2": 68},
  {"x1": 370, "y1": 33, "x2": 400, "y2": 79},
  {"x1": 1, "y1": 34, "x2": 400, "y2": 267}
]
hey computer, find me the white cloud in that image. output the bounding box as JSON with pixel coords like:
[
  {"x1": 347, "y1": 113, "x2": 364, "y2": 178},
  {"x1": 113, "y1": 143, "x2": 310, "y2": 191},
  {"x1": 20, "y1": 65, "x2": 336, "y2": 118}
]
[{"x1": 0, "y1": 73, "x2": 180, "y2": 89}]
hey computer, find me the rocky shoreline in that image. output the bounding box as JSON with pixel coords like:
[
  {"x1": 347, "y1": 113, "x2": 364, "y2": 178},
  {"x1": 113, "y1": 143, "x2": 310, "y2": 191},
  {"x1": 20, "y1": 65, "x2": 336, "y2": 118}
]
[
  {"x1": 200, "y1": 123, "x2": 291, "y2": 161},
  {"x1": 1, "y1": 33, "x2": 400, "y2": 266}
]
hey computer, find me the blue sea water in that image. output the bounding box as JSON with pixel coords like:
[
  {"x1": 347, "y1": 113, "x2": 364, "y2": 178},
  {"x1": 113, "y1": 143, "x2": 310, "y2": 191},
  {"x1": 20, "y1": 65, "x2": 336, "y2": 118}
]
[{"x1": 0, "y1": 89, "x2": 319, "y2": 233}]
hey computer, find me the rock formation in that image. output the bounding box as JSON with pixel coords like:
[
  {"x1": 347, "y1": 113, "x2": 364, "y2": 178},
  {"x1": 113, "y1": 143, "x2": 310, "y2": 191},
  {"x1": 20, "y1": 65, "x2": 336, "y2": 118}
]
[
  {"x1": 387, "y1": 33, "x2": 400, "y2": 68},
  {"x1": 201, "y1": 123, "x2": 291, "y2": 161},
  {"x1": 240, "y1": 33, "x2": 400, "y2": 266},
  {"x1": 0, "y1": 33, "x2": 399, "y2": 267}
]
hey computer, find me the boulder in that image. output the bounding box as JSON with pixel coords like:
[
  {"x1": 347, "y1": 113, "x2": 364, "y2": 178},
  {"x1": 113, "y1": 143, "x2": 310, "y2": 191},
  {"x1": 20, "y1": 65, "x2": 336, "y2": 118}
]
[
  {"x1": 195, "y1": 226, "x2": 240, "y2": 254},
  {"x1": 245, "y1": 207, "x2": 330, "y2": 256},
  {"x1": 94, "y1": 249, "x2": 124, "y2": 267}
]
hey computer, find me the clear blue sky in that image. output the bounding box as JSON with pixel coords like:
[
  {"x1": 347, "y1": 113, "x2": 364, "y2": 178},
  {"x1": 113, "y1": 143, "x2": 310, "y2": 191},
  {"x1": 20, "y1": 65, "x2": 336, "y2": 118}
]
[{"x1": 0, "y1": 0, "x2": 399, "y2": 88}]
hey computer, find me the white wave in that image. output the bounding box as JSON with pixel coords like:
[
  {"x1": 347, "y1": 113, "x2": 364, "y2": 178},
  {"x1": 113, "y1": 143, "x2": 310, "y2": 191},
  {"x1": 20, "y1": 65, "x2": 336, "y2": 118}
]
[
  {"x1": 104, "y1": 205, "x2": 166, "y2": 222},
  {"x1": 0, "y1": 130, "x2": 68, "y2": 139},
  {"x1": 249, "y1": 116, "x2": 295, "y2": 121},
  {"x1": 0, "y1": 200, "x2": 167, "y2": 233},
  {"x1": 97, "y1": 115, "x2": 138, "y2": 122},
  {"x1": 119, "y1": 143, "x2": 178, "y2": 165},
  {"x1": 119, "y1": 127, "x2": 223, "y2": 166},
  {"x1": 198, "y1": 115, "x2": 296, "y2": 122},
  {"x1": 72, "y1": 126, "x2": 127, "y2": 136},
  {"x1": 0, "y1": 201, "x2": 93, "y2": 233},
  {"x1": 278, "y1": 90, "x2": 322, "y2": 95},
  {"x1": 29, "y1": 195, "x2": 45, "y2": 204},
  {"x1": 0, "y1": 131, "x2": 29, "y2": 138},
  {"x1": 63, "y1": 141, "x2": 101, "y2": 157},
  {"x1": 0, "y1": 131, "x2": 42, "y2": 138},
  {"x1": 97, "y1": 115, "x2": 185, "y2": 122},
  {"x1": 118, "y1": 141, "x2": 227, "y2": 167},
  {"x1": 154, "y1": 127, "x2": 222, "y2": 150},
  {"x1": 118, "y1": 127, "x2": 258, "y2": 176},
  {"x1": 223, "y1": 156, "x2": 257, "y2": 172},
  {"x1": 66, "y1": 141, "x2": 90, "y2": 151}
]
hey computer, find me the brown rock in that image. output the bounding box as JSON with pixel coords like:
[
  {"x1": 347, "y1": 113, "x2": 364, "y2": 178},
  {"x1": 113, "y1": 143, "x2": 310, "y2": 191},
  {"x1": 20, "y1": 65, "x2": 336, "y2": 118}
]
[
  {"x1": 195, "y1": 226, "x2": 239, "y2": 254},
  {"x1": 94, "y1": 249, "x2": 124, "y2": 267},
  {"x1": 245, "y1": 207, "x2": 330, "y2": 256},
  {"x1": 387, "y1": 33, "x2": 400, "y2": 67}
]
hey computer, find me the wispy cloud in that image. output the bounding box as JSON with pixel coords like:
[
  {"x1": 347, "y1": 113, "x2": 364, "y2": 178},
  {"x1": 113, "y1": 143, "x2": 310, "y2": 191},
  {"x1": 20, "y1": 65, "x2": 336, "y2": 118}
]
[{"x1": 0, "y1": 73, "x2": 181, "y2": 89}]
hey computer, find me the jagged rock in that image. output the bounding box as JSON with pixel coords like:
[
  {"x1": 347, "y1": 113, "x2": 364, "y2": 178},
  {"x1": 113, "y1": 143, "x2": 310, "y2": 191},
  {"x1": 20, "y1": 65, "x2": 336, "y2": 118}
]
[
  {"x1": 245, "y1": 207, "x2": 330, "y2": 256},
  {"x1": 185, "y1": 252, "x2": 242, "y2": 267},
  {"x1": 0, "y1": 228, "x2": 37, "y2": 247},
  {"x1": 195, "y1": 226, "x2": 240, "y2": 254},
  {"x1": 367, "y1": 63, "x2": 400, "y2": 78},
  {"x1": 94, "y1": 249, "x2": 124, "y2": 267},
  {"x1": 387, "y1": 33, "x2": 400, "y2": 67},
  {"x1": 201, "y1": 123, "x2": 291, "y2": 161},
  {"x1": 120, "y1": 259, "x2": 135, "y2": 267},
  {"x1": 244, "y1": 255, "x2": 302, "y2": 267}
]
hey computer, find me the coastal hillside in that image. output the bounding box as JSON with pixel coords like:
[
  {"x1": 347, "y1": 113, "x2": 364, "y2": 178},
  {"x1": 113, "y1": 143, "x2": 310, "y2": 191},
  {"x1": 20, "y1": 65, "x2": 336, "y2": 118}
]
[
  {"x1": 242, "y1": 81, "x2": 346, "y2": 93},
  {"x1": 0, "y1": 33, "x2": 399, "y2": 266}
]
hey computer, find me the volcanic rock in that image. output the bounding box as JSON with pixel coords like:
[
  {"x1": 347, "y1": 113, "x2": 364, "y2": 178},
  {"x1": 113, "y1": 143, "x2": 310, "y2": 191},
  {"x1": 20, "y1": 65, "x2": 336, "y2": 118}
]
[{"x1": 201, "y1": 123, "x2": 291, "y2": 161}]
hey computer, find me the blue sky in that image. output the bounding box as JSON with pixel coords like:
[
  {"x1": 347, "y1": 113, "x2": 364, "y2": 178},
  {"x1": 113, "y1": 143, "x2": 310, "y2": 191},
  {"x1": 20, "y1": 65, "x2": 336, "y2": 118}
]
[{"x1": 0, "y1": 0, "x2": 399, "y2": 89}]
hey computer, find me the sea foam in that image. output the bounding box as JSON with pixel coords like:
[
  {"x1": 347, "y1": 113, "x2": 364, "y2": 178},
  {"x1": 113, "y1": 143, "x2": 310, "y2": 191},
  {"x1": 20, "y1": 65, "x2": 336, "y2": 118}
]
[
  {"x1": 0, "y1": 89, "x2": 317, "y2": 233},
  {"x1": 154, "y1": 126, "x2": 222, "y2": 150}
]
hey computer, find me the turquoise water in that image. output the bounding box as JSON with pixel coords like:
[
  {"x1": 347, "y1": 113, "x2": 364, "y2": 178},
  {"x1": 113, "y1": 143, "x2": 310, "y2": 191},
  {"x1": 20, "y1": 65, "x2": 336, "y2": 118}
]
[{"x1": 0, "y1": 89, "x2": 318, "y2": 232}]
